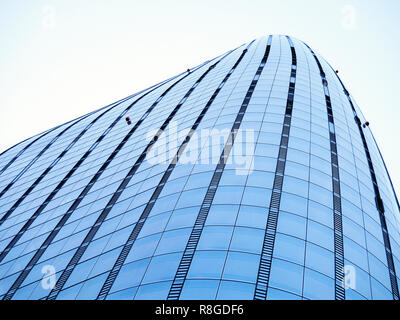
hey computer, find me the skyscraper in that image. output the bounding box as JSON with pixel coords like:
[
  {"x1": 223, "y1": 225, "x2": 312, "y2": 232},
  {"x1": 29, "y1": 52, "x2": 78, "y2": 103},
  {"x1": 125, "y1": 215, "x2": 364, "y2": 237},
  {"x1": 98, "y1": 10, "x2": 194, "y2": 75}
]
[{"x1": 0, "y1": 35, "x2": 399, "y2": 300}]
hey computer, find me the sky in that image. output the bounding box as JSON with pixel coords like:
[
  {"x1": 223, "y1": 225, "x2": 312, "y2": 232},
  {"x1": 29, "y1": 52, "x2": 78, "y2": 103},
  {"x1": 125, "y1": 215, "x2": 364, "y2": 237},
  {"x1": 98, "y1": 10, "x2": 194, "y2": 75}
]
[{"x1": 0, "y1": 0, "x2": 399, "y2": 195}]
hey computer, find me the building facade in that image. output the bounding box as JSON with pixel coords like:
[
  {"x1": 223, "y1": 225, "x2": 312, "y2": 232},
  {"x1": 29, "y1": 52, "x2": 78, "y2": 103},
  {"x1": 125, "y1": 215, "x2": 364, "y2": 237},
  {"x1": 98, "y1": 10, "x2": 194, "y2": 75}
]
[{"x1": 0, "y1": 35, "x2": 399, "y2": 300}]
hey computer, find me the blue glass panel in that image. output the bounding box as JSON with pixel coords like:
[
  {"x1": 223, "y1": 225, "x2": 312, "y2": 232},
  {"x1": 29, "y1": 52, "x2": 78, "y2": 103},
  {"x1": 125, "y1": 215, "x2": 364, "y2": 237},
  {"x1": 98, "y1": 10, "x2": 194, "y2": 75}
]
[
  {"x1": 222, "y1": 252, "x2": 259, "y2": 283},
  {"x1": 345, "y1": 289, "x2": 367, "y2": 300},
  {"x1": 308, "y1": 200, "x2": 333, "y2": 228},
  {"x1": 138, "y1": 212, "x2": 169, "y2": 238},
  {"x1": 76, "y1": 273, "x2": 108, "y2": 300},
  {"x1": 217, "y1": 281, "x2": 255, "y2": 300},
  {"x1": 106, "y1": 287, "x2": 137, "y2": 300},
  {"x1": 276, "y1": 211, "x2": 306, "y2": 239},
  {"x1": 235, "y1": 205, "x2": 268, "y2": 229},
  {"x1": 267, "y1": 287, "x2": 302, "y2": 300},
  {"x1": 343, "y1": 260, "x2": 372, "y2": 300},
  {"x1": 205, "y1": 205, "x2": 239, "y2": 226},
  {"x1": 175, "y1": 188, "x2": 208, "y2": 209},
  {"x1": 285, "y1": 161, "x2": 309, "y2": 181},
  {"x1": 180, "y1": 280, "x2": 219, "y2": 300},
  {"x1": 135, "y1": 281, "x2": 172, "y2": 300},
  {"x1": 241, "y1": 187, "x2": 271, "y2": 207},
  {"x1": 246, "y1": 171, "x2": 274, "y2": 189},
  {"x1": 125, "y1": 233, "x2": 161, "y2": 264},
  {"x1": 187, "y1": 251, "x2": 226, "y2": 279},
  {"x1": 309, "y1": 183, "x2": 332, "y2": 209},
  {"x1": 56, "y1": 283, "x2": 82, "y2": 300},
  {"x1": 155, "y1": 228, "x2": 191, "y2": 255},
  {"x1": 213, "y1": 186, "x2": 244, "y2": 205},
  {"x1": 370, "y1": 277, "x2": 392, "y2": 300},
  {"x1": 229, "y1": 227, "x2": 264, "y2": 254},
  {"x1": 219, "y1": 170, "x2": 248, "y2": 186},
  {"x1": 165, "y1": 207, "x2": 200, "y2": 231},
  {"x1": 142, "y1": 253, "x2": 182, "y2": 284},
  {"x1": 282, "y1": 176, "x2": 309, "y2": 198},
  {"x1": 305, "y1": 242, "x2": 334, "y2": 278},
  {"x1": 368, "y1": 254, "x2": 391, "y2": 291},
  {"x1": 343, "y1": 237, "x2": 369, "y2": 271},
  {"x1": 269, "y1": 258, "x2": 304, "y2": 296},
  {"x1": 303, "y1": 268, "x2": 334, "y2": 300},
  {"x1": 307, "y1": 220, "x2": 334, "y2": 252},
  {"x1": 280, "y1": 192, "x2": 308, "y2": 217},
  {"x1": 111, "y1": 258, "x2": 150, "y2": 293}
]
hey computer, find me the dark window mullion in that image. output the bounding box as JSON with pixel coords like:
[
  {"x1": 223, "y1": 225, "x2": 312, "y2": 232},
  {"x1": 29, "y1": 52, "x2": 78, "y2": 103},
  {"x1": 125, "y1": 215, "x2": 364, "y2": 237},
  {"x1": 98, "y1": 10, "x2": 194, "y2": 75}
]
[
  {"x1": 166, "y1": 36, "x2": 272, "y2": 300},
  {"x1": 254, "y1": 35, "x2": 297, "y2": 301},
  {"x1": 305, "y1": 44, "x2": 346, "y2": 301},
  {"x1": 330, "y1": 62, "x2": 400, "y2": 300}
]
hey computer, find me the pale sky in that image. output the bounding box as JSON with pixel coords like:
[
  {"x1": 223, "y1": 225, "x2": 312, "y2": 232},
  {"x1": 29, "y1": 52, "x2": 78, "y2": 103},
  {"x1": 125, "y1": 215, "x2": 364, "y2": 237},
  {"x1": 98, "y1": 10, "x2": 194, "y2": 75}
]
[{"x1": 0, "y1": 0, "x2": 399, "y2": 195}]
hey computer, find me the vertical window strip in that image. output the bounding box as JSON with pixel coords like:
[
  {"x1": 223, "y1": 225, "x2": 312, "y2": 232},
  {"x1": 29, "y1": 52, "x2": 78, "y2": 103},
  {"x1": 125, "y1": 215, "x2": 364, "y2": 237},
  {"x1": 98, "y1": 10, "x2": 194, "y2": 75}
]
[
  {"x1": 42, "y1": 50, "x2": 233, "y2": 301},
  {"x1": 0, "y1": 58, "x2": 213, "y2": 300},
  {"x1": 253, "y1": 35, "x2": 297, "y2": 301},
  {"x1": 96, "y1": 41, "x2": 253, "y2": 300},
  {"x1": 305, "y1": 44, "x2": 345, "y2": 300},
  {"x1": 330, "y1": 63, "x2": 400, "y2": 300},
  {"x1": 166, "y1": 36, "x2": 273, "y2": 301}
]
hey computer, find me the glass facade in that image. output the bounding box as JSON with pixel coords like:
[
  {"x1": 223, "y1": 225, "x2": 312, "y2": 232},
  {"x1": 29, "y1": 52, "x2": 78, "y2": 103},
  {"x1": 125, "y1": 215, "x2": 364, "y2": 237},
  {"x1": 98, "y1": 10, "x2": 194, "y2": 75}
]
[{"x1": 0, "y1": 35, "x2": 399, "y2": 300}]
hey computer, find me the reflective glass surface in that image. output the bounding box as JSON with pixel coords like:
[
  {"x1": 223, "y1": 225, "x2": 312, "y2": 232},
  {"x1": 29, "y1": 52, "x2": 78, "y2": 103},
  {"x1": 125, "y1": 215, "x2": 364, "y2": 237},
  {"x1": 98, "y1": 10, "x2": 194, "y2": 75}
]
[{"x1": 0, "y1": 35, "x2": 399, "y2": 300}]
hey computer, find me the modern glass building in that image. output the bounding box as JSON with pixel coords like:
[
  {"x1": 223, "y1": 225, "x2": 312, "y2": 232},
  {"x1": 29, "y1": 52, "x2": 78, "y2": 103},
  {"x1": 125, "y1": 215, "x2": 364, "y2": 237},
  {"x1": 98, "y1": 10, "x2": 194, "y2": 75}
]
[{"x1": 0, "y1": 35, "x2": 399, "y2": 300}]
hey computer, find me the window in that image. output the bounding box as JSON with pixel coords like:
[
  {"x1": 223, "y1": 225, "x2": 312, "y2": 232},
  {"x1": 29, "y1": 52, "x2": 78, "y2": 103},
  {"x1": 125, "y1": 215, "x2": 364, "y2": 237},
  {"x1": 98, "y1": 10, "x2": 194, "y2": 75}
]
[
  {"x1": 241, "y1": 187, "x2": 271, "y2": 207},
  {"x1": 303, "y1": 269, "x2": 334, "y2": 300},
  {"x1": 217, "y1": 281, "x2": 255, "y2": 300},
  {"x1": 276, "y1": 211, "x2": 306, "y2": 239},
  {"x1": 111, "y1": 258, "x2": 150, "y2": 293},
  {"x1": 305, "y1": 242, "x2": 334, "y2": 278},
  {"x1": 213, "y1": 186, "x2": 244, "y2": 205},
  {"x1": 175, "y1": 188, "x2": 208, "y2": 209},
  {"x1": 267, "y1": 287, "x2": 301, "y2": 300},
  {"x1": 155, "y1": 228, "x2": 191, "y2": 255},
  {"x1": 187, "y1": 251, "x2": 226, "y2": 279},
  {"x1": 180, "y1": 280, "x2": 219, "y2": 300},
  {"x1": 307, "y1": 220, "x2": 334, "y2": 252},
  {"x1": 280, "y1": 192, "x2": 308, "y2": 217},
  {"x1": 273, "y1": 233, "x2": 305, "y2": 265},
  {"x1": 308, "y1": 200, "x2": 333, "y2": 228},
  {"x1": 205, "y1": 205, "x2": 239, "y2": 226},
  {"x1": 235, "y1": 205, "x2": 268, "y2": 229},
  {"x1": 269, "y1": 258, "x2": 304, "y2": 296},
  {"x1": 141, "y1": 253, "x2": 182, "y2": 284},
  {"x1": 230, "y1": 227, "x2": 264, "y2": 254},
  {"x1": 76, "y1": 273, "x2": 108, "y2": 300},
  {"x1": 165, "y1": 206, "x2": 200, "y2": 231},
  {"x1": 197, "y1": 226, "x2": 233, "y2": 251},
  {"x1": 282, "y1": 176, "x2": 309, "y2": 198},
  {"x1": 134, "y1": 281, "x2": 171, "y2": 300}
]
